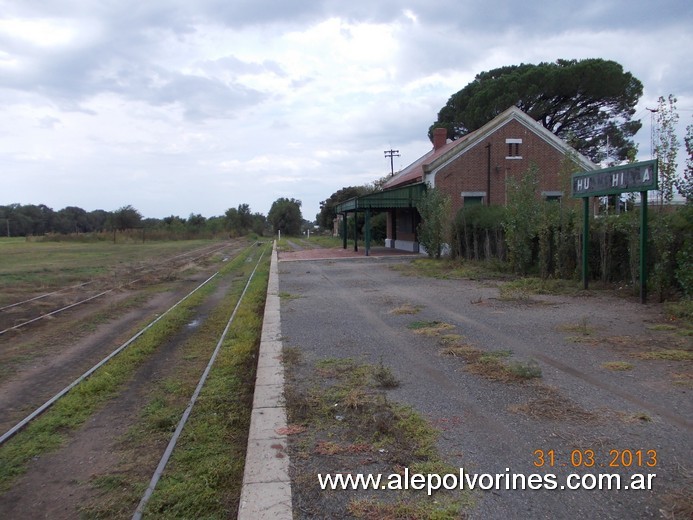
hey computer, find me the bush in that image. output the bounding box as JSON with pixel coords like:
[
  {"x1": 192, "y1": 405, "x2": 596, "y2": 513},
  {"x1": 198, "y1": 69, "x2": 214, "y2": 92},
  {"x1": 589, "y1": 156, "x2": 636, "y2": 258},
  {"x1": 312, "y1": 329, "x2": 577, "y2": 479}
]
[{"x1": 453, "y1": 205, "x2": 505, "y2": 261}]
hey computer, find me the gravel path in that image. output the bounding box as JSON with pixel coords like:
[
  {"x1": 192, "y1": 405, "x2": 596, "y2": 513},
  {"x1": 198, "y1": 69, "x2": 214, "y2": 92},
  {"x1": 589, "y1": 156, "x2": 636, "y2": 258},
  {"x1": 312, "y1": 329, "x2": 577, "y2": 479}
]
[{"x1": 279, "y1": 256, "x2": 692, "y2": 519}]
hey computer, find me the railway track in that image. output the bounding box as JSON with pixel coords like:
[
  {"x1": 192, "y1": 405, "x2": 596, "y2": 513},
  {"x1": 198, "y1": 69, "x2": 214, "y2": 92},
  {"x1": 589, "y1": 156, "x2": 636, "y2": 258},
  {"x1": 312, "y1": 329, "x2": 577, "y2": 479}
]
[
  {"x1": 133, "y1": 244, "x2": 266, "y2": 518},
  {"x1": 0, "y1": 241, "x2": 271, "y2": 518}
]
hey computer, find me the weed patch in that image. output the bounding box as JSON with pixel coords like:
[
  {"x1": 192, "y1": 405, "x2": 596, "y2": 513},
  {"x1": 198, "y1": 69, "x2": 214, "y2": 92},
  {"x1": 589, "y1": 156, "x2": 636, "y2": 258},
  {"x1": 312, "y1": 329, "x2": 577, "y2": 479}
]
[
  {"x1": 557, "y1": 316, "x2": 594, "y2": 336},
  {"x1": 389, "y1": 303, "x2": 421, "y2": 315},
  {"x1": 601, "y1": 361, "x2": 635, "y2": 371},
  {"x1": 659, "y1": 488, "x2": 693, "y2": 520},
  {"x1": 278, "y1": 291, "x2": 302, "y2": 300},
  {"x1": 509, "y1": 390, "x2": 594, "y2": 422},
  {"x1": 407, "y1": 320, "x2": 454, "y2": 336},
  {"x1": 664, "y1": 300, "x2": 693, "y2": 323},
  {"x1": 282, "y1": 345, "x2": 302, "y2": 366},
  {"x1": 373, "y1": 359, "x2": 400, "y2": 389},
  {"x1": 647, "y1": 324, "x2": 678, "y2": 331},
  {"x1": 392, "y1": 258, "x2": 497, "y2": 281},
  {"x1": 499, "y1": 277, "x2": 578, "y2": 301},
  {"x1": 635, "y1": 349, "x2": 693, "y2": 361},
  {"x1": 285, "y1": 355, "x2": 469, "y2": 518},
  {"x1": 617, "y1": 412, "x2": 652, "y2": 423},
  {"x1": 672, "y1": 372, "x2": 693, "y2": 388},
  {"x1": 440, "y1": 344, "x2": 541, "y2": 382}
]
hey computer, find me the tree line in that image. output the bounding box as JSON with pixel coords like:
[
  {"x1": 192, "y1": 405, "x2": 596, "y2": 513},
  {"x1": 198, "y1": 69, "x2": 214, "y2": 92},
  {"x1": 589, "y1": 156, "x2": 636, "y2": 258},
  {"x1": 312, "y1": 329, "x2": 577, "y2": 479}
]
[{"x1": 0, "y1": 203, "x2": 278, "y2": 239}]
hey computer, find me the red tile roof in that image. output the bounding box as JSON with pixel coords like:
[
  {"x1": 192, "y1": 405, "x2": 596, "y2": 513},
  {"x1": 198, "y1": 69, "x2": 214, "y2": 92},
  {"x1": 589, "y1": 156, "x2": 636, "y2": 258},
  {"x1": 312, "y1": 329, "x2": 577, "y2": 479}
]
[{"x1": 381, "y1": 136, "x2": 460, "y2": 189}]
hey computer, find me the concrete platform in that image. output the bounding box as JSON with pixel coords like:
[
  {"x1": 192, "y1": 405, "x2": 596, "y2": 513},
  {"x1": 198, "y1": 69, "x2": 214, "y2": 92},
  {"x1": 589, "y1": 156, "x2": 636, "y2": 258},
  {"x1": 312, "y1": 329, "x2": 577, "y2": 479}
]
[{"x1": 237, "y1": 243, "x2": 293, "y2": 520}]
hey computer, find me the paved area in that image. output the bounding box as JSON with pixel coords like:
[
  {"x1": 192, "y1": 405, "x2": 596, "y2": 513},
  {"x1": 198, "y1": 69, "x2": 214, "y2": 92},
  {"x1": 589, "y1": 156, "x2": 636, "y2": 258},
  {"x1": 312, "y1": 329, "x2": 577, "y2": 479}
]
[
  {"x1": 276, "y1": 255, "x2": 691, "y2": 519},
  {"x1": 280, "y1": 245, "x2": 419, "y2": 262}
]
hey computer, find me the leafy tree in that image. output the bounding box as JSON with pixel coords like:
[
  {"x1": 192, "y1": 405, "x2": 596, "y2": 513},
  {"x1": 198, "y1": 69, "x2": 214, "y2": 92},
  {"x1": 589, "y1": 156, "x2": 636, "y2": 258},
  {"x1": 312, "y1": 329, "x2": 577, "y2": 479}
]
[
  {"x1": 225, "y1": 204, "x2": 261, "y2": 236},
  {"x1": 205, "y1": 216, "x2": 225, "y2": 235},
  {"x1": 55, "y1": 206, "x2": 88, "y2": 233},
  {"x1": 251, "y1": 212, "x2": 267, "y2": 236},
  {"x1": 268, "y1": 198, "x2": 303, "y2": 235},
  {"x1": 187, "y1": 213, "x2": 206, "y2": 231},
  {"x1": 653, "y1": 94, "x2": 680, "y2": 205},
  {"x1": 430, "y1": 59, "x2": 643, "y2": 163},
  {"x1": 416, "y1": 188, "x2": 451, "y2": 259},
  {"x1": 317, "y1": 186, "x2": 371, "y2": 229},
  {"x1": 224, "y1": 207, "x2": 241, "y2": 235},
  {"x1": 111, "y1": 205, "x2": 142, "y2": 230},
  {"x1": 86, "y1": 210, "x2": 109, "y2": 232},
  {"x1": 674, "y1": 120, "x2": 693, "y2": 204},
  {"x1": 163, "y1": 215, "x2": 186, "y2": 232},
  {"x1": 238, "y1": 203, "x2": 253, "y2": 231},
  {"x1": 0, "y1": 203, "x2": 54, "y2": 236},
  {"x1": 675, "y1": 122, "x2": 692, "y2": 203}
]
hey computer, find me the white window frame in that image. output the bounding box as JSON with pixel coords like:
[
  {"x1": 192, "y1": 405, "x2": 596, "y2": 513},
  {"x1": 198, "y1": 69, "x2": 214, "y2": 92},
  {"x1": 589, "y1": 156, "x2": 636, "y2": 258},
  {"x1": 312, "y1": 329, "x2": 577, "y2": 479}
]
[{"x1": 505, "y1": 138, "x2": 522, "y2": 160}]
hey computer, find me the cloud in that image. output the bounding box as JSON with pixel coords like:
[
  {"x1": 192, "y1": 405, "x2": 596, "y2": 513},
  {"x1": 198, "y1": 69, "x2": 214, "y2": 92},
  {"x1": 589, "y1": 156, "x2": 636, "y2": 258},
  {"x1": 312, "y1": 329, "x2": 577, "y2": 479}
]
[{"x1": 0, "y1": 0, "x2": 691, "y2": 221}]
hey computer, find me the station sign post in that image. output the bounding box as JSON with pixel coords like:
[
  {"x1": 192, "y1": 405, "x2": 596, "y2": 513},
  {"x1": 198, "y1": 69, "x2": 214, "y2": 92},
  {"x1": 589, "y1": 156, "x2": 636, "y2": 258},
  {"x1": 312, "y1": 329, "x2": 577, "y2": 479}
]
[{"x1": 571, "y1": 160, "x2": 658, "y2": 303}]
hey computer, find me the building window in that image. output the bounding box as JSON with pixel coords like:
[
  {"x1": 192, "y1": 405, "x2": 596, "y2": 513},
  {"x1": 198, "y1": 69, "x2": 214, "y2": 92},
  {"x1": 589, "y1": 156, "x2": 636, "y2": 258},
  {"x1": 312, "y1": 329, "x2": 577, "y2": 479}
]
[
  {"x1": 461, "y1": 191, "x2": 486, "y2": 206},
  {"x1": 506, "y1": 138, "x2": 522, "y2": 160},
  {"x1": 542, "y1": 191, "x2": 563, "y2": 203}
]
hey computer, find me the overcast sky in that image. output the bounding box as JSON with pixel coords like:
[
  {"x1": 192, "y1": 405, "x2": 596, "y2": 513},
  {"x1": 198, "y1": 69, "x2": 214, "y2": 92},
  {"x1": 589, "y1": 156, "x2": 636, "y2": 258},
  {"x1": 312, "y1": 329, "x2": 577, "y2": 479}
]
[{"x1": 1, "y1": 0, "x2": 691, "y2": 221}]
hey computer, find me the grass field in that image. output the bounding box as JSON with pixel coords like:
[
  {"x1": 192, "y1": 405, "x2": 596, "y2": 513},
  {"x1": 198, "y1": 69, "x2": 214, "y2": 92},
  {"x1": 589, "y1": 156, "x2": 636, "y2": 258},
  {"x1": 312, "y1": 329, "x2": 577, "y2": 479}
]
[{"x1": 0, "y1": 238, "x2": 225, "y2": 296}]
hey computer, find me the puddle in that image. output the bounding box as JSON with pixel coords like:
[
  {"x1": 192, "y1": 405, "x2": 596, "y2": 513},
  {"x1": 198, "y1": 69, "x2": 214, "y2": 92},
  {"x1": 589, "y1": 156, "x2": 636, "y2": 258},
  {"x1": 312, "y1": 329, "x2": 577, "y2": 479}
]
[{"x1": 187, "y1": 319, "x2": 201, "y2": 329}]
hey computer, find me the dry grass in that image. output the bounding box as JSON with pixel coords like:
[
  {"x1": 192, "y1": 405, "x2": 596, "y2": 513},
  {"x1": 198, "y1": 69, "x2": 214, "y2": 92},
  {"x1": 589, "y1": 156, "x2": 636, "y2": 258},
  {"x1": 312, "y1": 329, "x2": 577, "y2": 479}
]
[
  {"x1": 284, "y1": 354, "x2": 469, "y2": 518},
  {"x1": 659, "y1": 488, "x2": 693, "y2": 520},
  {"x1": 314, "y1": 441, "x2": 371, "y2": 455},
  {"x1": 672, "y1": 372, "x2": 693, "y2": 388},
  {"x1": 509, "y1": 389, "x2": 594, "y2": 422},
  {"x1": 616, "y1": 411, "x2": 653, "y2": 423},
  {"x1": 281, "y1": 346, "x2": 302, "y2": 366},
  {"x1": 601, "y1": 361, "x2": 635, "y2": 371},
  {"x1": 440, "y1": 344, "x2": 541, "y2": 382},
  {"x1": 557, "y1": 316, "x2": 594, "y2": 335},
  {"x1": 439, "y1": 333, "x2": 464, "y2": 345},
  {"x1": 635, "y1": 349, "x2": 693, "y2": 361},
  {"x1": 389, "y1": 303, "x2": 421, "y2": 315},
  {"x1": 348, "y1": 496, "x2": 464, "y2": 520},
  {"x1": 373, "y1": 360, "x2": 400, "y2": 389},
  {"x1": 408, "y1": 320, "x2": 455, "y2": 336}
]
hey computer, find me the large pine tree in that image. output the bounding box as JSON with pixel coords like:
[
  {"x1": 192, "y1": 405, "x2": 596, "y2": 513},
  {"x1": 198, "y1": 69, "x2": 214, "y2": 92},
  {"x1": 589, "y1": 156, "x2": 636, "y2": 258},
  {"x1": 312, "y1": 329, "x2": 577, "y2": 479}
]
[{"x1": 430, "y1": 59, "x2": 643, "y2": 163}]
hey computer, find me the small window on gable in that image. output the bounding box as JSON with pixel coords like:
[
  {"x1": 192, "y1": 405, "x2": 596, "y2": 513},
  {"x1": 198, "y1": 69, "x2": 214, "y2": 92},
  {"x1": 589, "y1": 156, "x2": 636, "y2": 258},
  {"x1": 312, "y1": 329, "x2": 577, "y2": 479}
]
[
  {"x1": 464, "y1": 196, "x2": 483, "y2": 206},
  {"x1": 506, "y1": 138, "x2": 522, "y2": 159}
]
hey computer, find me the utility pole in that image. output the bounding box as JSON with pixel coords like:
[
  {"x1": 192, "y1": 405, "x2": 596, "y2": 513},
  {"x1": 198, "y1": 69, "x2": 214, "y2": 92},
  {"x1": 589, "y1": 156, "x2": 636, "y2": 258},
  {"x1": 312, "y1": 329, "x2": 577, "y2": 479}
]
[{"x1": 384, "y1": 149, "x2": 400, "y2": 176}]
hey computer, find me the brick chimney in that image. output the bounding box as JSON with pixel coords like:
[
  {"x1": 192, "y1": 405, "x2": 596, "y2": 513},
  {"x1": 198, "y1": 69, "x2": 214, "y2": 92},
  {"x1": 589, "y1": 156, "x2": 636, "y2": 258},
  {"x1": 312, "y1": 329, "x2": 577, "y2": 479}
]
[{"x1": 433, "y1": 127, "x2": 447, "y2": 150}]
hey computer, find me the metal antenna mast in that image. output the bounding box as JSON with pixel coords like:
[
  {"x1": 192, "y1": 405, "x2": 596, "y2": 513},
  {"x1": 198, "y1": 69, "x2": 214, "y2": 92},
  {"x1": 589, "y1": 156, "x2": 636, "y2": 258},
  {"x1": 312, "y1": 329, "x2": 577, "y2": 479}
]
[
  {"x1": 384, "y1": 149, "x2": 400, "y2": 176},
  {"x1": 646, "y1": 107, "x2": 658, "y2": 159}
]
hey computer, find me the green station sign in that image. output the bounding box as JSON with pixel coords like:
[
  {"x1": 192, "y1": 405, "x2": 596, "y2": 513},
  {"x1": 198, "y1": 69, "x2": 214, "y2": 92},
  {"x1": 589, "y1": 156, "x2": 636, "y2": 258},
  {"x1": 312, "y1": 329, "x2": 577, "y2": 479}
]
[
  {"x1": 571, "y1": 159, "x2": 658, "y2": 304},
  {"x1": 572, "y1": 159, "x2": 658, "y2": 198}
]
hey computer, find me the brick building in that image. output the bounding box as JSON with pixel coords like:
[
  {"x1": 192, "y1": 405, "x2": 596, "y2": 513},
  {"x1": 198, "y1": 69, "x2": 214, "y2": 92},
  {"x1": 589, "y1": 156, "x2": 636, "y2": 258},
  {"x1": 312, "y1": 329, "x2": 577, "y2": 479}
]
[{"x1": 335, "y1": 106, "x2": 596, "y2": 254}]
